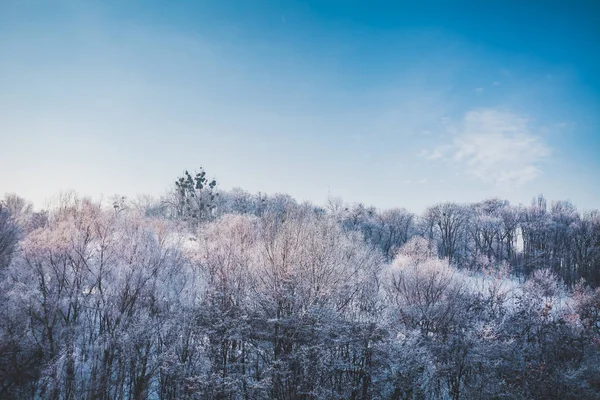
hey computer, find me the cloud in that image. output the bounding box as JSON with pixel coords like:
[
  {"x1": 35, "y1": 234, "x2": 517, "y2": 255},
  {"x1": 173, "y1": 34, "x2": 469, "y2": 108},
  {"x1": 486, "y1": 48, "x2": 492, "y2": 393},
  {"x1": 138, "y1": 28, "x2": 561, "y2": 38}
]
[
  {"x1": 475, "y1": 87, "x2": 485, "y2": 93},
  {"x1": 428, "y1": 109, "x2": 551, "y2": 186},
  {"x1": 418, "y1": 148, "x2": 443, "y2": 160}
]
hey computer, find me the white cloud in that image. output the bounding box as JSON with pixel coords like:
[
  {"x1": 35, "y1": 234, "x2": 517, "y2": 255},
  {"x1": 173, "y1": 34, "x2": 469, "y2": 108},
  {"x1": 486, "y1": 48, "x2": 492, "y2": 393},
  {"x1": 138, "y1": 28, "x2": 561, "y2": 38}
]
[
  {"x1": 475, "y1": 87, "x2": 485, "y2": 93},
  {"x1": 429, "y1": 109, "x2": 551, "y2": 186},
  {"x1": 418, "y1": 148, "x2": 443, "y2": 160}
]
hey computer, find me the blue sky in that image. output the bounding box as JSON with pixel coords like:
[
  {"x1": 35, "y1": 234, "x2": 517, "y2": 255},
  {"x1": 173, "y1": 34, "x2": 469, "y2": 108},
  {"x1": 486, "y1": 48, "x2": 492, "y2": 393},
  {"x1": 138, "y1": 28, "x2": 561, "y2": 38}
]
[{"x1": 1, "y1": 0, "x2": 599, "y2": 212}]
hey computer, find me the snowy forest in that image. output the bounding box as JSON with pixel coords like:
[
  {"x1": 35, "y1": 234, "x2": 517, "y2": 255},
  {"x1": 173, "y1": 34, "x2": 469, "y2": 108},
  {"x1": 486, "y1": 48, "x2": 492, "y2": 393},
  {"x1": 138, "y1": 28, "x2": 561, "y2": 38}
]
[{"x1": 1, "y1": 169, "x2": 600, "y2": 400}]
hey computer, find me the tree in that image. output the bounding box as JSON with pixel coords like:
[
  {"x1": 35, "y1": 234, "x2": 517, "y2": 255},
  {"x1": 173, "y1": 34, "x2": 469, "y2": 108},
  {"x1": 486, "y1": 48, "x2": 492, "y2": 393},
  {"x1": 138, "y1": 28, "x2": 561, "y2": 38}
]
[
  {"x1": 421, "y1": 202, "x2": 470, "y2": 266},
  {"x1": 384, "y1": 237, "x2": 465, "y2": 337},
  {"x1": 251, "y1": 208, "x2": 383, "y2": 399},
  {"x1": 2, "y1": 188, "x2": 600, "y2": 399},
  {"x1": 172, "y1": 169, "x2": 218, "y2": 226},
  {"x1": 0, "y1": 204, "x2": 18, "y2": 271}
]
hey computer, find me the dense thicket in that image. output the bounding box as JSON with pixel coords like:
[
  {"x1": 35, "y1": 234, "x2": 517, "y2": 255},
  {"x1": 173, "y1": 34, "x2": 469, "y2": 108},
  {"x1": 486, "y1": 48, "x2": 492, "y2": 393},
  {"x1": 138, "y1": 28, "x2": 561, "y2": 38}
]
[{"x1": 1, "y1": 174, "x2": 599, "y2": 399}]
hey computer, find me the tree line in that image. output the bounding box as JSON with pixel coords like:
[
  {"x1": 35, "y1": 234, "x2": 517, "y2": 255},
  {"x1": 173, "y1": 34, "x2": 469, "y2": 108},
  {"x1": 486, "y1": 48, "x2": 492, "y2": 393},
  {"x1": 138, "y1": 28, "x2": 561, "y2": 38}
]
[{"x1": 0, "y1": 169, "x2": 599, "y2": 399}]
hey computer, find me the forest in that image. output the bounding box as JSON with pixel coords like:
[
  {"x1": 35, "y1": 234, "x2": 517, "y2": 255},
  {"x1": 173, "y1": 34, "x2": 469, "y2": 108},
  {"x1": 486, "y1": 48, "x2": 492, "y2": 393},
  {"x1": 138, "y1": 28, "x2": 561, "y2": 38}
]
[{"x1": 1, "y1": 169, "x2": 600, "y2": 399}]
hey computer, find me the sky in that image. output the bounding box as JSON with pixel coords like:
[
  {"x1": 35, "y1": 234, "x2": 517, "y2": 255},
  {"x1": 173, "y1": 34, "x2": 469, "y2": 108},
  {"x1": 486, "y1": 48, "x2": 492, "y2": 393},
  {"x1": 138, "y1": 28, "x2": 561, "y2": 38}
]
[{"x1": 1, "y1": 0, "x2": 599, "y2": 213}]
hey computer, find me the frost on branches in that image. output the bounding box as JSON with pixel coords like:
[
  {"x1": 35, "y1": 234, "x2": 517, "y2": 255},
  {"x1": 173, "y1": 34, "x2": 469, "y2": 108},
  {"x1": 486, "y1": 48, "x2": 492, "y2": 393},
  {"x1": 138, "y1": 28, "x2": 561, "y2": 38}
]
[{"x1": 0, "y1": 189, "x2": 599, "y2": 399}]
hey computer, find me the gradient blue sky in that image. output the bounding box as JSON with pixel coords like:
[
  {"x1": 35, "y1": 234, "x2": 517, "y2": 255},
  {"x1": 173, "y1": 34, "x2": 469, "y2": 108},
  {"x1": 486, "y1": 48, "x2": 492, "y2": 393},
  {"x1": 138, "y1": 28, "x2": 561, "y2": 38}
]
[{"x1": 1, "y1": 0, "x2": 599, "y2": 212}]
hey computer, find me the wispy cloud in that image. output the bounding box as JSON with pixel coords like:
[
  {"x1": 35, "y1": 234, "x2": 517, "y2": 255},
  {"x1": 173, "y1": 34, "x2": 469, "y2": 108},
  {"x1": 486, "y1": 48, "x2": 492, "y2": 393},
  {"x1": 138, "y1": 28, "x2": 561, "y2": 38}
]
[
  {"x1": 424, "y1": 109, "x2": 551, "y2": 186},
  {"x1": 475, "y1": 87, "x2": 485, "y2": 93},
  {"x1": 418, "y1": 149, "x2": 443, "y2": 160}
]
